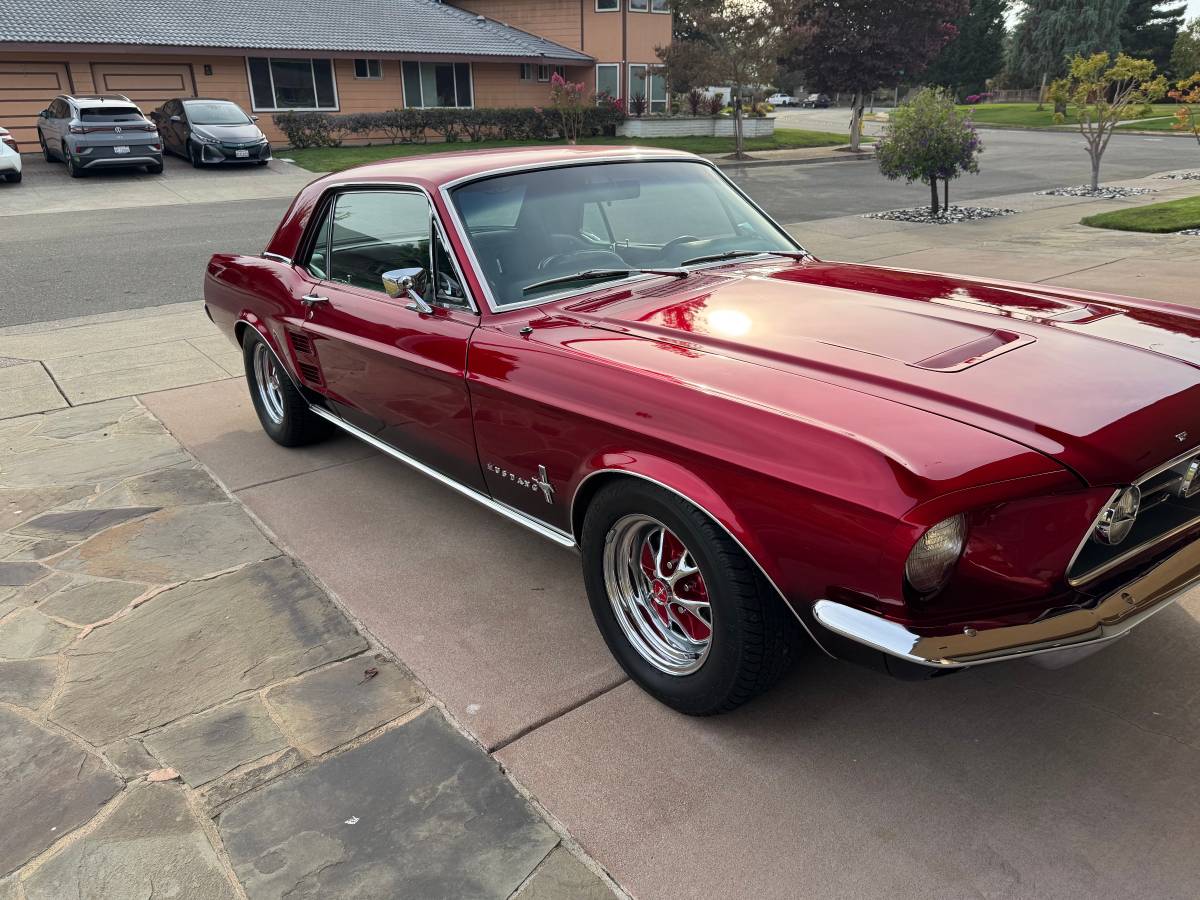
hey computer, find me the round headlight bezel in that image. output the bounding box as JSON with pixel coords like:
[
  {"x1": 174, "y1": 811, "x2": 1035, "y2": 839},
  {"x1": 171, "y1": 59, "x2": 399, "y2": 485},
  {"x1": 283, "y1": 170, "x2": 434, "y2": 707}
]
[
  {"x1": 904, "y1": 513, "x2": 967, "y2": 596},
  {"x1": 1094, "y1": 485, "x2": 1140, "y2": 546}
]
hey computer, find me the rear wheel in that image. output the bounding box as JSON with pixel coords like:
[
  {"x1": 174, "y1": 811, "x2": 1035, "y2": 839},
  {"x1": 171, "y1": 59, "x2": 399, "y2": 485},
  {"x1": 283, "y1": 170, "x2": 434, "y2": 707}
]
[
  {"x1": 242, "y1": 330, "x2": 331, "y2": 447},
  {"x1": 146, "y1": 161, "x2": 164, "y2": 174},
  {"x1": 581, "y1": 480, "x2": 797, "y2": 715},
  {"x1": 64, "y1": 147, "x2": 84, "y2": 178}
]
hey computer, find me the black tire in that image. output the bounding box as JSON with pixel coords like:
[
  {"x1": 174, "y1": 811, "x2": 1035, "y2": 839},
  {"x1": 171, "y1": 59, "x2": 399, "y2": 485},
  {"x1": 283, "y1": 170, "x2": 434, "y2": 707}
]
[
  {"x1": 6, "y1": 171, "x2": 21, "y2": 184},
  {"x1": 241, "y1": 330, "x2": 331, "y2": 447},
  {"x1": 40, "y1": 133, "x2": 53, "y2": 162},
  {"x1": 65, "y1": 148, "x2": 84, "y2": 178},
  {"x1": 146, "y1": 161, "x2": 164, "y2": 174},
  {"x1": 257, "y1": 159, "x2": 270, "y2": 166},
  {"x1": 189, "y1": 142, "x2": 203, "y2": 168},
  {"x1": 581, "y1": 480, "x2": 797, "y2": 716}
]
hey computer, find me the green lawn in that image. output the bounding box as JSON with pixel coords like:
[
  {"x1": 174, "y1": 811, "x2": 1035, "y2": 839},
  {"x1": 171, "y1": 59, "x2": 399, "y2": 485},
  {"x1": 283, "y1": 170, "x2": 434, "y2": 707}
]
[
  {"x1": 1115, "y1": 115, "x2": 1192, "y2": 132},
  {"x1": 1081, "y1": 195, "x2": 1200, "y2": 233},
  {"x1": 958, "y1": 102, "x2": 1181, "y2": 128},
  {"x1": 283, "y1": 128, "x2": 853, "y2": 173}
]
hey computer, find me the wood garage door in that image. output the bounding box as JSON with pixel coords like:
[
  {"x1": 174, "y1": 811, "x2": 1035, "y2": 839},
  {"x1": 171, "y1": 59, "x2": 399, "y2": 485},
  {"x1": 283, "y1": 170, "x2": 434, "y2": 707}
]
[
  {"x1": 90, "y1": 62, "x2": 197, "y2": 109},
  {"x1": 0, "y1": 61, "x2": 72, "y2": 147}
]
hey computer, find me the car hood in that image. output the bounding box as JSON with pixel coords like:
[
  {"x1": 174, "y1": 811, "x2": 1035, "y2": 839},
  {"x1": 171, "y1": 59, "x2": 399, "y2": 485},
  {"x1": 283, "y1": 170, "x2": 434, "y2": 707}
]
[
  {"x1": 192, "y1": 123, "x2": 264, "y2": 142},
  {"x1": 559, "y1": 258, "x2": 1200, "y2": 486}
]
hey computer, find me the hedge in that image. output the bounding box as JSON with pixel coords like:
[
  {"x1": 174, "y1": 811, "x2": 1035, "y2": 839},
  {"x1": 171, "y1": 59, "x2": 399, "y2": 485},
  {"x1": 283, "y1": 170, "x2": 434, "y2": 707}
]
[{"x1": 274, "y1": 106, "x2": 627, "y2": 149}]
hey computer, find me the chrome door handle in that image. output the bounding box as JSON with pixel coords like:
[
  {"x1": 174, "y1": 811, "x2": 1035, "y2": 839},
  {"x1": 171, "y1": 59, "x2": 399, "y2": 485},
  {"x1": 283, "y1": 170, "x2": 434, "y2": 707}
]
[{"x1": 299, "y1": 294, "x2": 328, "y2": 308}]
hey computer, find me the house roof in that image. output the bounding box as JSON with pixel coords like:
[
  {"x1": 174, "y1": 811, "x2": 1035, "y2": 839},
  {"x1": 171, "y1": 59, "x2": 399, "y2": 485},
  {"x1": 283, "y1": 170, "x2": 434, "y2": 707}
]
[{"x1": 0, "y1": 0, "x2": 593, "y2": 62}]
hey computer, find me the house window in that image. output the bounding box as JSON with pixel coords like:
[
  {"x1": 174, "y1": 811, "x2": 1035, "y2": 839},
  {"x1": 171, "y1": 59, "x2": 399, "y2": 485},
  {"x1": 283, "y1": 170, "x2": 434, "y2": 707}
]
[
  {"x1": 629, "y1": 64, "x2": 667, "y2": 113},
  {"x1": 596, "y1": 63, "x2": 620, "y2": 100},
  {"x1": 536, "y1": 65, "x2": 565, "y2": 82},
  {"x1": 596, "y1": 0, "x2": 619, "y2": 10},
  {"x1": 354, "y1": 59, "x2": 382, "y2": 79},
  {"x1": 630, "y1": 0, "x2": 648, "y2": 9},
  {"x1": 651, "y1": 0, "x2": 669, "y2": 10},
  {"x1": 402, "y1": 61, "x2": 473, "y2": 108},
  {"x1": 519, "y1": 63, "x2": 534, "y2": 81},
  {"x1": 247, "y1": 57, "x2": 338, "y2": 110}
]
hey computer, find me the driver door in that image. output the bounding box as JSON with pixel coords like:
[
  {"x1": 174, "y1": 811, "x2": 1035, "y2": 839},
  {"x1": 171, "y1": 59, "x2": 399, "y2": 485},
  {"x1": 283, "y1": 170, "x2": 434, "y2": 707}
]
[{"x1": 299, "y1": 187, "x2": 484, "y2": 491}]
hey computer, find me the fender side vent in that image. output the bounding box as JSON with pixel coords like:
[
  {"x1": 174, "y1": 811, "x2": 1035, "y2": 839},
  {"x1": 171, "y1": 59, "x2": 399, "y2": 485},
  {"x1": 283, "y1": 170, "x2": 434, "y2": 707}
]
[
  {"x1": 288, "y1": 331, "x2": 314, "y2": 356},
  {"x1": 296, "y1": 361, "x2": 323, "y2": 385}
]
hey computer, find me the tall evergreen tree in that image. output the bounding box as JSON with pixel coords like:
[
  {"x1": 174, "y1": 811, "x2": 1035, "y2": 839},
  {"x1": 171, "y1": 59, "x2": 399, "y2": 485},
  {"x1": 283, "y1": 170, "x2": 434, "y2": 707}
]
[
  {"x1": 1009, "y1": 0, "x2": 1129, "y2": 86},
  {"x1": 1121, "y1": 0, "x2": 1187, "y2": 74},
  {"x1": 923, "y1": 0, "x2": 1010, "y2": 98},
  {"x1": 1173, "y1": 19, "x2": 1200, "y2": 77}
]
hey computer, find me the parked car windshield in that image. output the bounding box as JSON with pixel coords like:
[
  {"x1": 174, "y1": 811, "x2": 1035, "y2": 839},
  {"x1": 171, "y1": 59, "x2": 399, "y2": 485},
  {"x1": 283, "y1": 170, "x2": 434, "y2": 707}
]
[
  {"x1": 449, "y1": 160, "x2": 799, "y2": 307},
  {"x1": 80, "y1": 106, "x2": 142, "y2": 121},
  {"x1": 184, "y1": 101, "x2": 253, "y2": 125}
]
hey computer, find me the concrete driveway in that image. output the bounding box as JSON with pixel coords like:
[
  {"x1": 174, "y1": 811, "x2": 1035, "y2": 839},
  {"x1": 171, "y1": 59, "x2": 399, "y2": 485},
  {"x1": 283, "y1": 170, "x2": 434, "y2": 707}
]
[
  {"x1": 139, "y1": 376, "x2": 1200, "y2": 900},
  {"x1": 0, "y1": 152, "x2": 313, "y2": 218}
]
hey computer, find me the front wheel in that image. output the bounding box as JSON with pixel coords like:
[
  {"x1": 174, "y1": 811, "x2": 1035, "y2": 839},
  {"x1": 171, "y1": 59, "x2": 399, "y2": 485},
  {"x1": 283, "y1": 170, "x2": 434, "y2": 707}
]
[
  {"x1": 581, "y1": 480, "x2": 797, "y2": 715},
  {"x1": 39, "y1": 133, "x2": 53, "y2": 162},
  {"x1": 5, "y1": 171, "x2": 21, "y2": 183},
  {"x1": 242, "y1": 331, "x2": 331, "y2": 447},
  {"x1": 189, "y1": 143, "x2": 203, "y2": 168}
]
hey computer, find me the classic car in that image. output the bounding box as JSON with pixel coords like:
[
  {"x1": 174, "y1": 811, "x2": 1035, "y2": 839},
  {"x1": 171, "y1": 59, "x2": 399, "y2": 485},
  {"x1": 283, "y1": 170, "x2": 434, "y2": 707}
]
[{"x1": 204, "y1": 146, "x2": 1200, "y2": 716}]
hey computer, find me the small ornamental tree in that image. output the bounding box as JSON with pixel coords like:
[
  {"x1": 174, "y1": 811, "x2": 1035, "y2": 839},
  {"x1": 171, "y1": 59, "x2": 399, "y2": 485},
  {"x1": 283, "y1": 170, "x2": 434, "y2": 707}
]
[
  {"x1": 1170, "y1": 73, "x2": 1200, "y2": 148},
  {"x1": 875, "y1": 86, "x2": 982, "y2": 216},
  {"x1": 1056, "y1": 53, "x2": 1169, "y2": 190},
  {"x1": 548, "y1": 72, "x2": 588, "y2": 144}
]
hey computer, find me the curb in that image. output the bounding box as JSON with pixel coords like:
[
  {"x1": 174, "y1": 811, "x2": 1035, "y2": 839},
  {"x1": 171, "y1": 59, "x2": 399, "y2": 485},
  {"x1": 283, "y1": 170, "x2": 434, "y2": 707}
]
[{"x1": 970, "y1": 122, "x2": 1190, "y2": 137}]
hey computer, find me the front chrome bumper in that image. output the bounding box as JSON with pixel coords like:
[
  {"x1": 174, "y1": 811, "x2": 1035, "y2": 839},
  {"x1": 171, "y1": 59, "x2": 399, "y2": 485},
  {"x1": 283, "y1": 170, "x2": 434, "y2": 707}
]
[{"x1": 813, "y1": 538, "x2": 1200, "y2": 669}]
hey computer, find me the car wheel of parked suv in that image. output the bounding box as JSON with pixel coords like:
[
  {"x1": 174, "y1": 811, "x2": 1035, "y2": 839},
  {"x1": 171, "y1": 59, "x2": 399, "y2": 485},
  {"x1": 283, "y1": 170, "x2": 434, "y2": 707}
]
[
  {"x1": 242, "y1": 331, "x2": 331, "y2": 447},
  {"x1": 4, "y1": 171, "x2": 22, "y2": 184},
  {"x1": 147, "y1": 161, "x2": 163, "y2": 174},
  {"x1": 581, "y1": 480, "x2": 798, "y2": 716},
  {"x1": 39, "y1": 134, "x2": 53, "y2": 162},
  {"x1": 64, "y1": 147, "x2": 84, "y2": 178}
]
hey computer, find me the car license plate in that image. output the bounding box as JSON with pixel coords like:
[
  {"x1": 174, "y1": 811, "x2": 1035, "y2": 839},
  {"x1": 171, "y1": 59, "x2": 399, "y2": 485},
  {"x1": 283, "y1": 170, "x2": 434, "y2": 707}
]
[
  {"x1": 235, "y1": 149, "x2": 250, "y2": 158},
  {"x1": 113, "y1": 145, "x2": 130, "y2": 154}
]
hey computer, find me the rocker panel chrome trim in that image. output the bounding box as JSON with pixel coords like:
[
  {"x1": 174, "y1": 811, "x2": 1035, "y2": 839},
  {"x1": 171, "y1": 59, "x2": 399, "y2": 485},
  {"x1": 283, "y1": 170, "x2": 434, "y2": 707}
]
[{"x1": 307, "y1": 405, "x2": 576, "y2": 549}]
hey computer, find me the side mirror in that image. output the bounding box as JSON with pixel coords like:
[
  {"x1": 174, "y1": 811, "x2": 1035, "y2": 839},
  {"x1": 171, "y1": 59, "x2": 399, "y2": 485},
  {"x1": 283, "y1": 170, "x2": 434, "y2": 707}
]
[
  {"x1": 251, "y1": 115, "x2": 260, "y2": 122},
  {"x1": 170, "y1": 115, "x2": 181, "y2": 123},
  {"x1": 382, "y1": 267, "x2": 433, "y2": 313},
  {"x1": 38, "y1": 109, "x2": 48, "y2": 118}
]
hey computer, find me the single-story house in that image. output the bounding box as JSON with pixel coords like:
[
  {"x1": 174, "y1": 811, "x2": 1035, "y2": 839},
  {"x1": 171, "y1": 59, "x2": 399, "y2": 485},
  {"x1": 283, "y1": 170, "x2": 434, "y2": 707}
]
[{"x1": 0, "y1": 0, "x2": 672, "y2": 148}]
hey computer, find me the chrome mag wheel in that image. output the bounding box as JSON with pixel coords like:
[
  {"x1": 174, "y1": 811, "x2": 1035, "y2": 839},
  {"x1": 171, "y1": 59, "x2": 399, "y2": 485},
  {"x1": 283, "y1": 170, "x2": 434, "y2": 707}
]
[
  {"x1": 253, "y1": 342, "x2": 285, "y2": 425},
  {"x1": 603, "y1": 514, "x2": 713, "y2": 675}
]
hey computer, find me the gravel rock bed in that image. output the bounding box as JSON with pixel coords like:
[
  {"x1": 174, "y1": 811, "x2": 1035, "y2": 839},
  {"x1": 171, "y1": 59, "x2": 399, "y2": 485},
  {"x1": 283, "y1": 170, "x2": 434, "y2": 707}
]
[
  {"x1": 1158, "y1": 172, "x2": 1200, "y2": 181},
  {"x1": 1036, "y1": 185, "x2": 1156, "y2": 199},
  {"x1": 862, "y1": 205, "x2": 1020, "y2": 225}
]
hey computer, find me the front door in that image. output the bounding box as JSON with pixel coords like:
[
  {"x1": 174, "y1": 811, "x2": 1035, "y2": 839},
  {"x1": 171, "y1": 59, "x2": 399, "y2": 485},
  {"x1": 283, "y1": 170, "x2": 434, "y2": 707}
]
[{"x1": 299, "y1": 187, "x2": 484, "y2": 491}]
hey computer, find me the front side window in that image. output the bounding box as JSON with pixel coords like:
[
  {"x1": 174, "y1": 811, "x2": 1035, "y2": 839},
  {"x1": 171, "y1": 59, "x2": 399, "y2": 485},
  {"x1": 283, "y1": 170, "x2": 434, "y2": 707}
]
[
  {"x1": 450, "y1": 161, "x2": 798, "y2": 307},
  {"x1": 402, "y1": 62, "x2": 472, "y2": 108},
  {"x1": 183, "y1": 101, "x2": 251, "y2": 125},
  {"x1": 306, "y1": 190, "x2": 467, "y2": 306},
  {"x1": 247, "y1": 57, "x2": 337, "y2": 110}
]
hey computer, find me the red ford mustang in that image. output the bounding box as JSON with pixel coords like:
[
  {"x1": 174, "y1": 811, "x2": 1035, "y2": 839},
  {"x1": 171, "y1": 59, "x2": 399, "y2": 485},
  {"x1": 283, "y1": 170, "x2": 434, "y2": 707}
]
[{"x1": 205, "y1": 146, "x2": 1200, "y2": 715}]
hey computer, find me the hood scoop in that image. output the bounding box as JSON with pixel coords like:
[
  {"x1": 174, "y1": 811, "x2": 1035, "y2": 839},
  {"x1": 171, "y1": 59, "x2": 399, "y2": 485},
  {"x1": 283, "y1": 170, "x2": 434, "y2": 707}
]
[{"x1": 911, "y1": 329, "x2": 1033, "y2": 372}]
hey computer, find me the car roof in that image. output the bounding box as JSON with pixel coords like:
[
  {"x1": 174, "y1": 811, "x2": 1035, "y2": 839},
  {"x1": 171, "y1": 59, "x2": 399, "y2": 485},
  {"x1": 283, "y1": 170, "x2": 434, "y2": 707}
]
[
  {"x1": 62, "y1": 94, "x2": 137, "y2": 107},
  {"x1": 322, "y1": 144, "x2": 700, "y2": 189}
]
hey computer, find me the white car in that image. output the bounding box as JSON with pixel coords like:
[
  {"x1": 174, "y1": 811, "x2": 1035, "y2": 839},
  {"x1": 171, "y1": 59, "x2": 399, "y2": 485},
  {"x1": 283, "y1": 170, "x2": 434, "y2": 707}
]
[
  {"x1": 0, "y1": 127, "x2": 21, "y2": 183},
  {"x1": 767, "y1": 93, "x2": 795, "y2": 107}
]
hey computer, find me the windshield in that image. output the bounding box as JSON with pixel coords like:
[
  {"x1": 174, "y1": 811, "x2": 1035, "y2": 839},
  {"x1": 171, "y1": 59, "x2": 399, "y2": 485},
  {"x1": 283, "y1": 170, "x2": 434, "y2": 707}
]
[
  {"x1": 184, "y1": 101, "x2": 252, "y2": 125},
  {"x1": 449, "y1": 160, "x2": 799, "y2": 307}
]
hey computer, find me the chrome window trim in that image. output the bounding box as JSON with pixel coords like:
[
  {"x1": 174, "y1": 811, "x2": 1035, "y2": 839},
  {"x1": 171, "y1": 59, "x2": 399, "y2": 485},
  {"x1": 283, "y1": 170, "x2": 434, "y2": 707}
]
[
  {"x1": 569, "y1": 468, "x2": 837, "y2": 659},
  {"x1": 262, "y1": 251, "x2": 293, "y2": 264},
  {"x1": 1066, "y1": 443, "x2": 1200, "y2": 587},
  {"x1": 303, "y1": 180, "x2": 480, "y2": 315},
  {"x1": 436, "y1": 155, "x2": 808, "y2": 314}
]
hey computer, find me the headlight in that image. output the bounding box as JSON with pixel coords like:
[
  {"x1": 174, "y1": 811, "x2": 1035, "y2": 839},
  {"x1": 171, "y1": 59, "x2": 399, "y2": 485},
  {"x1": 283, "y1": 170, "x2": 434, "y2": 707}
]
[
  {"x1": 905, "y1": 514, "x2": 967, "y2": 594},
  {"x1": 1095, "y1": 485, "x2": 1140, "y2": 545},
  {"x1": 193, "y1": 132, "x2": 219, "y2": 144}
]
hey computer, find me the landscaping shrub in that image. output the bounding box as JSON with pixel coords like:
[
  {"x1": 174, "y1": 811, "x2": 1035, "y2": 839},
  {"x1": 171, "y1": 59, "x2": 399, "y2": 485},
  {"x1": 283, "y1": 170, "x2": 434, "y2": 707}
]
[
  {"x1": 707, "y1": 95, "x2": 724, "y2": 116},
  {"x1": 687, "y1": 88, "x2": 705, "y2": 115},
  {"x1": 274, "y1": 103, "x2": 628, "y2": 149}
]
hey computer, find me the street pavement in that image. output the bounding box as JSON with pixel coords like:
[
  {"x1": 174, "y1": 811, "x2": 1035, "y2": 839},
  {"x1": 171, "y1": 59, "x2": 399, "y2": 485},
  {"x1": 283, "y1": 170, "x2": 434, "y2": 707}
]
[
  {"x1": 1, "y1": 126, "x2": 1196, "y2": 326},
  {"x1": 4, "y1": 150, "x2": 1200, "y2": 899}
]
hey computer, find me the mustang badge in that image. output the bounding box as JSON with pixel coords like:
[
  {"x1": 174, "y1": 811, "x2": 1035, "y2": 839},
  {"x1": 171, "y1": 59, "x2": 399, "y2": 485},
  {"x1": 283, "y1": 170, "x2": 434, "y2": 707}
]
[{"x1": 485, "y1": 463, "x2": 555, "y2": 504}]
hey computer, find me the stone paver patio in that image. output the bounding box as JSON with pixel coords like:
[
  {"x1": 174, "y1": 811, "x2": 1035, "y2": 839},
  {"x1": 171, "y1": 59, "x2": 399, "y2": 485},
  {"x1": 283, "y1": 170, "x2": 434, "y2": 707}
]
[{"x1": 0, "y1": 398, "x2": 617, "y2": 899}]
